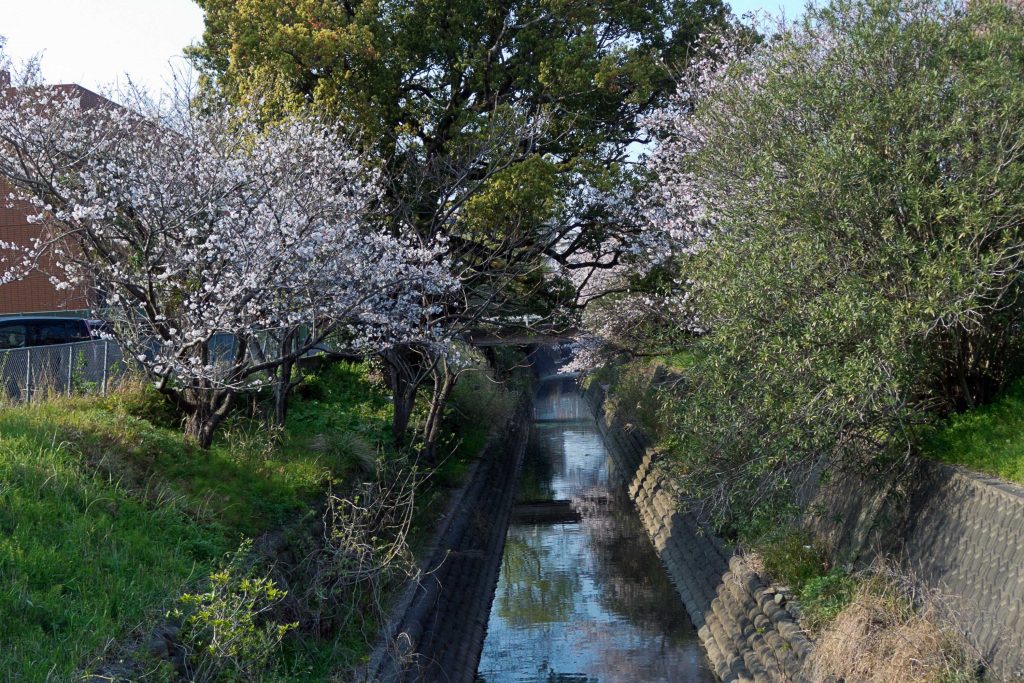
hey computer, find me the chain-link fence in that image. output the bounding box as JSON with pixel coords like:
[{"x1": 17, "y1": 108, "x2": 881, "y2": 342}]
[
  {"x1": 0, "y1": 321, "x2": 337, "y2": 403},
  {"x1": 0, "y1": 339, "x2": 128, "y2": 403}
]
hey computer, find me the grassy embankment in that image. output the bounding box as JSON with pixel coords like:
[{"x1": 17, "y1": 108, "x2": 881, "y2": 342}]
[
  {"x1": 0, "y1": 358, "x2": 502, "y2": 681},
  {"x1": 924, "y1": 378, "x2": 1024, "y2": 485}
]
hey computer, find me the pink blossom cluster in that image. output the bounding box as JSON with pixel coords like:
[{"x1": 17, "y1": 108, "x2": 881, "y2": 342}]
[{"x1": 0, "y1": 68, "x2": 457, "y2": 388}]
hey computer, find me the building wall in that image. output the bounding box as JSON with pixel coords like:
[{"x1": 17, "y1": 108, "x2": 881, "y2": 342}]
[{"x1": 0, "y1": 178, "x2": 91, "y2": 314}]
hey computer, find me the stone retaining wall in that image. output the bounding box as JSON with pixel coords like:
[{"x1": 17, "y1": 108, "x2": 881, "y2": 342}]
[
  {"x1": 361, "y1": 395, "x2": 531, "y2": 683},
  {"x1": 589, "y1": 363, "x2": 1024, "y2": 682},
  {"x1": 586, "y1": 383, "x2": 811, "y2": 683},
  {"x1": 808, "y1": 460, "x2": 1024, "y2": 680}
]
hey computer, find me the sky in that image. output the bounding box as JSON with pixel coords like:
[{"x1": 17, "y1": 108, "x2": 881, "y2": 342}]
[
  {"x1": 0, "y1": 0, "x2": 806, "y2": 97},
  {"x1": 0, "y1": 0, "x2": 206, "y2": 94},
  {"x1": 729, "y1": 0, "x2": 808, "y2": 21}
]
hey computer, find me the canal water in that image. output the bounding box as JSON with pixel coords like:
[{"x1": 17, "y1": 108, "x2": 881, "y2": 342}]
[{"x1": 477, "y1": 377, "x2": 714, "y2": 682}]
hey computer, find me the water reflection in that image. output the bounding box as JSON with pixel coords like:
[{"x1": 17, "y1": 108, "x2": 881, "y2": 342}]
[
  {"x1": 477, "y1": 382, "x2": 713, "y2": 682},
  {"x1": 497, "y1": 534, "x2": 581, "y2": 626}
]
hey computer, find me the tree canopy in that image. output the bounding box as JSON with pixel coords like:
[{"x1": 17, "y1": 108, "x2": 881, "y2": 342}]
[
  {"x1": 0, "y1": 78, "x2": 454, "y2": 446},
  {"x1": 637, "y1": 0, "x2": 1024, "y2": 525},
  {"x1": 187, "y1": 0, "x2": 732, "y2": 330}
]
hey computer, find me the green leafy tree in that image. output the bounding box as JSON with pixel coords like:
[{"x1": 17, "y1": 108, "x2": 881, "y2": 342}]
[
  {"x1": 647, "y1": 0, "x2": 1024, "y2": 525},
  {"x1": 187, "y1": 0, "x2": 730, "y2": 450}
]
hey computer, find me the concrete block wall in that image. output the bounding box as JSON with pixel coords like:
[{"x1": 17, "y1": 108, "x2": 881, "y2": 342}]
[
  {"x1": 587, "y1": 383, "x2": 812, "y2": 683},
  {"x1": 809, "y1": 461, "x2": 1024, "y2": 680},
  {"x1": 590, "y1": 363, "x2": 1024, "y2": 681},
  {"x1": 362, "y1": 396, "x2": 531, "y2": 683}
]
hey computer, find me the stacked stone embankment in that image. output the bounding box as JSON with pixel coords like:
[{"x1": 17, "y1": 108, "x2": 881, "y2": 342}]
[
  {"x1": 361, "y1": 395, "x2": 531, "y2": 683},
  {"x1": 809, "y1": 460, "x2": 1024, "y2": 680},
  {"x1": 586, "y1": 382, "x2": 811, "y2": 683}
]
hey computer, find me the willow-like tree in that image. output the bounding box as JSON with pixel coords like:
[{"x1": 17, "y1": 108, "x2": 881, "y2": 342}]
[
  {"x1": 642, "y1": 0, "x2": 1024, "y2": 523},
  {"x1": 188, "y1": 0, "x2": 731, "y2": 452}
]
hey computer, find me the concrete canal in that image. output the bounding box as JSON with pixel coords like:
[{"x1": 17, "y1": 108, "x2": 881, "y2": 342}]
[{"x1": 476, "y1": 376, "x2": 714, "y2": 682}]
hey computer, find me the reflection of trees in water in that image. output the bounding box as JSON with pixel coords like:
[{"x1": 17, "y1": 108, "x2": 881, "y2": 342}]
[
  {"x1": 544, "y1": 673, "x2": 596, "y2": 682},
  {"x1": 567, "y1": 616, "x2": 704, "y2": 682},
  {"x1": 480, "y1": 417, "x2": 713, "y2": 683},
  {"x1": 517, "y1": 432, "x2": 557, "y2": 502},
  {"x1": 533, "y1": 377, "x2": 586, "y2": 421},
  {"x1": 478, "y1": 668, "x2": 595, "y2": 683},
  {"x1": 575, "y1": 483, "x2": 693, "y2": 639},
  {"x1": 496, "y1": 532, "x2": 580, "y2": 626}
]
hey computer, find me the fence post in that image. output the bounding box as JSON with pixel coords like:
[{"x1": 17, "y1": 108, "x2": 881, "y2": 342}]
[
  {"x1": 67, "y1": 345, "x2": 74, "y2": 397},
  {"x1": 101, "y1": 340, "x2": 109, "y2": 397},
  {"x1": 25, "y1": 347, "x2": 31, "y2": 404}
]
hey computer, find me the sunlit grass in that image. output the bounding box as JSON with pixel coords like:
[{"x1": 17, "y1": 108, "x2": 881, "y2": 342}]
[
  {"x1": 0, "y1": 361, "x2": 394, "y2": 680},
  {"x1": 923, "y1": 378, "x2": 1024, "y2": 485}
]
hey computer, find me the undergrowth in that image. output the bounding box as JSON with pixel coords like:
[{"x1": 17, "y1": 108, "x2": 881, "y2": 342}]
[
  {"x1": 924, "y1": 377, "x2": 1024, "y2": 485},
  {"x1": 808, "y1": 568, "x2": 981, "y2": 683},
  {"x1": 0, "y1": 361, "x2": 393, "y2": 681}
]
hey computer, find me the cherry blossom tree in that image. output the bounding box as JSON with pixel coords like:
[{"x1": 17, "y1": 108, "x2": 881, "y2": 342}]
[
  {"x1": 0, "y1": 68, "x2": 456, "y2": 446},
  {"x1": 558, "y1": 26, "x2": 756, "y2": 374}
]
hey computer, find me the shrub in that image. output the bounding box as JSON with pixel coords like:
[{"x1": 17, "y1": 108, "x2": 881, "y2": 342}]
[
  {"x1": 799, "y1": 569, "x2": 858, "y2": 631},
  {"x1": 294, "y1": 466, "x2": 418, "y2": 641},
  {"x1": 175, "y1": 542, "x2": 296, "y2": 683},
  {"x1": 650, "y1": 0, "x2": 1024, "y2": 525},
  {"x1": 750, "y1": 527, "x2": 827, "y2": 592},
  {"x1": 448, "y1": 358, "x2": 514, "y2": 434},
  {"x1": 604, "y1": 361, "x2": 665, "y2": 438}
]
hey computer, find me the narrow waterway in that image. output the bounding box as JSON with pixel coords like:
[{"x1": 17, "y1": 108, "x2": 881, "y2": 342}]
[{"x1": 476, "y1": 377, "x2": 714, "y2": 682}]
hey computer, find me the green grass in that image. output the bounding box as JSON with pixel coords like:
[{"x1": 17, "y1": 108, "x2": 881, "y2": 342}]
[
  {"x1": 748, "y1": 526, "x2": 828, "y2": 592},
  {"x1": 741, "y1": 524, "x2": 857, "y2": 631},
  {"x1": 924, "y1": 378, "x2": 1024, "y2": 484},
  {"x1": 0, "y1": 361, "x2": 394, "y2": 681},
  {"x1": 798, "y1": 569, "x2": 858, "y2": 631}
]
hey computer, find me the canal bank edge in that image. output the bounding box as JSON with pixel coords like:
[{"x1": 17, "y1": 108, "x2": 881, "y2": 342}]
[
  {"x1": 585, "y1": 382, "x2": 813, "y2": 683},
  {"x1": 804, "y1": 455, "x2": 1024, "y2": 679},
  {"x1": 588, "y1": 366, "x2": 1024, "y2": 682},
  {"x1": 360, "y1": 392, "x2": 531, "y2": 683}
]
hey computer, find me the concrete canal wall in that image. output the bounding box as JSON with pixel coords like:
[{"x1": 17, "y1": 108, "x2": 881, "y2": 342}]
[
  {"x1": 361, "y1": 395, "x2": 531, "y2": 683},
  {"x1": 807, "y1": 459, "x2": 1024, "y2": 680},
  {"x1": 585, "y1": 382, "x2": 811, "y2": 683},
  {"x1": 363, "y1": 357, "x2": 1024, "y2": 682},
  {"x1": 589, "y1": 371, "x2": 1024, "y2": 682}
]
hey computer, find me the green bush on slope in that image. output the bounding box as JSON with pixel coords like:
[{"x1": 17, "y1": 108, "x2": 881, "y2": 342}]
[{"x1": 654, "y1": 0, "x2": 1024, "y2": 527}]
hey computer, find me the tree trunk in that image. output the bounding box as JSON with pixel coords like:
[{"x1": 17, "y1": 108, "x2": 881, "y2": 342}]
[
  {"x1": 383, "y1": 346, "x2": 422, "y2": 447},
  {"x1": 272, "y1": 329, "x2": 298, "y2": 427},
  {"x1": 274, "y1": 359, "x2": 293, "y2": 426},
  {"x1": 184, "y1": 400, "x2": 216, "y2": 448},
  {"x1": 421, "y1": 357, "x2": 456, "y2": 465},
  {"x1": 183, "y1": 388, "x2": 233, "y2": 449},
  {"x1": 482, "y1": 346, "x2": 500, "y2": 376}
]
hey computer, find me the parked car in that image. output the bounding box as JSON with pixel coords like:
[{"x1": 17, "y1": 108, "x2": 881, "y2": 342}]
[{"x1": 0, "y1": 316, "x2": 93, "y2": 349}]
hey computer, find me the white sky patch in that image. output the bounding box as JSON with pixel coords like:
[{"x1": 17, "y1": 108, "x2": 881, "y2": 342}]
[{"x1": 0, "y1": 0, "x2": 205, "y2": 95}]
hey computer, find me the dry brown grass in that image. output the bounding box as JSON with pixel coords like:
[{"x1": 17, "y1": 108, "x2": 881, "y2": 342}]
[{"x1": 808, "y1": 569, "x2": 980, "y2": 683}]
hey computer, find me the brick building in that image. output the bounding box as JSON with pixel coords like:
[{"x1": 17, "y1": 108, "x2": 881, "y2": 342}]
[
  {"x1": 0, "y1": 81, "x2": 107, "y2": 315},
  {"x1": 0, "y1": 179, "x2": 92, "y2": 315}
]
